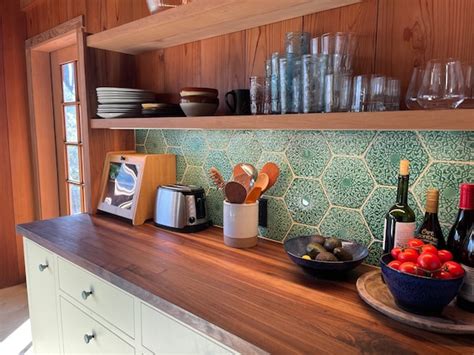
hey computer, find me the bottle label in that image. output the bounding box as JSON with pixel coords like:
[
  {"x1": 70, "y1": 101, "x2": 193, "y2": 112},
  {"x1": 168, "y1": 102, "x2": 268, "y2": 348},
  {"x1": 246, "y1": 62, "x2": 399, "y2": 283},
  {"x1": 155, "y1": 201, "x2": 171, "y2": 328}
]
[
  {"x1": 418, "y1": 228, "x2": 438, "y2": 245},
  {"x1": 394, "y1": 222, "x2": 416, "y2": 247},
  {"x1": 459, "y1": 264, "x2": 474, "y2": 303}
]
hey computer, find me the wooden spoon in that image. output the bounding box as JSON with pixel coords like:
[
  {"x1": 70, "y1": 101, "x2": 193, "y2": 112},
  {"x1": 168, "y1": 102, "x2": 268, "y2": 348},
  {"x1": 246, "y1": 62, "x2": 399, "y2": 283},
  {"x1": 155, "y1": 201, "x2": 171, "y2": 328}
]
[
  {"x1": 260, "y1": 162, "x2": 280, "y2": 192},
  {"x1": 224, "y1": 181, "x2": 247, "y2": 204},
  {"x1": 245, "y1": 187, "x2": 262, "y2": 204},
  {"x1": 254, "y1": 172, "x2": 269, "y2": 192}
]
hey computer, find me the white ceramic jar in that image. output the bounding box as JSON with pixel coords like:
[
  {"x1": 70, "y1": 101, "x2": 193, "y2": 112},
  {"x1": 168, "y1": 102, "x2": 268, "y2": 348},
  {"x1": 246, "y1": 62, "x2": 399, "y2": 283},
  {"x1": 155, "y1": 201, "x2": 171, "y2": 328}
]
[{"x1": 223, "y1": 201, "x2": 258, "y2": 248}]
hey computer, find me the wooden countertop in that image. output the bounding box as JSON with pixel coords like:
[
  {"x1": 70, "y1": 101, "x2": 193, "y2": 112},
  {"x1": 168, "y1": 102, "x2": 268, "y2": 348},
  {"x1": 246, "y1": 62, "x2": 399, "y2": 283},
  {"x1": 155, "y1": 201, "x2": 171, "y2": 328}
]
[{"x1": 17, "y1": 214, "x2": 474, "y2": 354}]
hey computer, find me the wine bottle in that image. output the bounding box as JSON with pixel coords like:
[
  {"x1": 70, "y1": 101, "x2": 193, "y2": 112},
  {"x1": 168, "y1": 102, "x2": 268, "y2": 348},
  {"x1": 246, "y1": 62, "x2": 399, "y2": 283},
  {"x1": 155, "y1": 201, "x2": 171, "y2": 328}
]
[
  {"x1": 383, "y1": 160, "x2": 416, "y2": 253},
  {"x1": 457, "y1": 225, "x2": 474, "y2": 312},
  {"x1": 416, "y1": 188, "x2": 445, "y2": 248},
  {"x1": 447, "y1": 183, "x2": 474, "y2": 261}
]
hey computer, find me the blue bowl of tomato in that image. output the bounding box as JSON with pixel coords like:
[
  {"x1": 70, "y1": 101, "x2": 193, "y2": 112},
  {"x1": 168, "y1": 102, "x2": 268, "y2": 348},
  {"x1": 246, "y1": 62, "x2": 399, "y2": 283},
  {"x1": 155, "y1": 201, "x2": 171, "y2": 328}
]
[{"x1": 380, "y1": 254, "x2": 464, "y2": 315}]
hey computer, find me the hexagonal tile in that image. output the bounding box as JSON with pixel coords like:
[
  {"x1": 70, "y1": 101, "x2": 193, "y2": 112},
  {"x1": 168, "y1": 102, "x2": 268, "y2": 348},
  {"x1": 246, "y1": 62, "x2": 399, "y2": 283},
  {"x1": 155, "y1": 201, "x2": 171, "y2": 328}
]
[
  {"x1": 205, "y1": 130, "x2": 234, "y2": 150},
  {"x1": 204, "y1": 150, "x2": 233, "y2": 186},
  {"x1": 182, "y1": 166, "x2": 209, "y2": 190},
  {"x1": 182, "y1": 131, "x2": 209, "y2": 166},
  {"x1": 322, "y1": 157, "x2": 374, "y2": 208},
  {"x1": 135, "y1": 129, "x2": 148, "y2": 145},
  {"x1": 258, "y1": 197, "x2": 292, "y2": 242},
  {"x1": 227, "y1": 131, "x2": 262, "y2": 166},
  {"x1": 166, "y1": 146, "x2": 187, "y2": 183},
  {"x1": 320, "y1": 207, "x2": 372, "y2": 246},
  {"x1": 362, "y1": 186, "x2": 422, "y2": 240},
  {"x1": 162, "y1": 129, "x2": 187, "y2": 147},
  {"x1": 145, "y1": 130, "x2": 166, "y2": 153},
  {"x1": 413, "y1": 162, "x2": 474, "y2": 225},
  {"x1": 418, "y1": 131, "x2": 474, "y2": 162},
  {"x1": 286, "y1": 131, "x2": 331, "y2": 178},
  {"x1": 207, "y1": 188, "x2": 225, "y2": 227},
  {"x1": 324, "y1": 131, "x2": 375, "y2": 156},
  {"x1": 365, "y1": 131, "x2": 429, "y2": 186},
  {"x1": 285, "y1": 223, "x2": 320, "y2": 241},
  {"x1": 366, "y1": 240, "x2": 383, "y2": 266},
  {"x1": 284, "y1": 178, "x2": 329, "y2": 226},
  {"x1": 135, "y1": 145, "x2": 146, "y2": 154},
  {"x1": 257, "y1": 152, "x2": 292, "y2": 197},
  {"x1": 255, "y1": 131, "x2": 293, "y2": 152}
]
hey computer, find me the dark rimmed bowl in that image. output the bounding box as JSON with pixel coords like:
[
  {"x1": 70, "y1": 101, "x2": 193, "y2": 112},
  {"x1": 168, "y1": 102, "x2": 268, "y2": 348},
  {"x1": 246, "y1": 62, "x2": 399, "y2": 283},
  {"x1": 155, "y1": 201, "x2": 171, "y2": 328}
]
[
  {"x1": 284, "y1": 235, "x2": 368, "y2": 276},
  {"x1": 380, "y1": 254, "x2": 464, "y2": 315}
]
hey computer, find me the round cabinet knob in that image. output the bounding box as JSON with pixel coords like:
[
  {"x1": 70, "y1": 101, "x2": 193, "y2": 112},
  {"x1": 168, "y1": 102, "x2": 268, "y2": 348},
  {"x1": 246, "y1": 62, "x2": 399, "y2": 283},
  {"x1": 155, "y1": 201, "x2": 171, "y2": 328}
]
[
  {"x1": 81, "y1": 290, "x2": 93, "y2": 300},
  {"x1": 84, "y1": 333, "x2": 94, "y2": 344},
  {"x1": 38, "y1": 263, "x2": 48, "y2": 272}
]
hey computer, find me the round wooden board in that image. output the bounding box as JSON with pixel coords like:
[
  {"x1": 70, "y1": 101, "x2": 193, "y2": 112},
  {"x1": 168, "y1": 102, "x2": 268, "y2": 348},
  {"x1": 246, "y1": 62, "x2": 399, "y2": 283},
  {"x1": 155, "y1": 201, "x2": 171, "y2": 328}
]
[{"x1": 357, "y1": 270, "x2": 474, "y2": 334}]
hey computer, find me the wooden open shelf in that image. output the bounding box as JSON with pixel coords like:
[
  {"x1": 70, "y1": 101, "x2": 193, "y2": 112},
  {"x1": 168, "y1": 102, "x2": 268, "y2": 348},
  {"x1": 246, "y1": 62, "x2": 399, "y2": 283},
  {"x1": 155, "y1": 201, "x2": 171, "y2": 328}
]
[
  {"x1": 87, "y1": 0, "x2": 360, "y2": 54},
  {"x1": 89, "y1": 110, "x2": 474, "y2": 131}
]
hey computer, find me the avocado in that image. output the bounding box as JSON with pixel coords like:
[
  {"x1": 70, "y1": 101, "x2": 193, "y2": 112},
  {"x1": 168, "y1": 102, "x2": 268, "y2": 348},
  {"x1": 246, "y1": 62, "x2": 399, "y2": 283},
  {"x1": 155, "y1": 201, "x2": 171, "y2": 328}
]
[
  {"x1": 323, "y1": 237, "x2": 342, "y2": 253},
  {"x1": 315, "y1": 251, "x2": 338, "y2": 262},
  {"x1": 333, "y1": 247, "x2": 353, "y2": 261},
  {"x1": 312, "y1": 235, "x2": 326, "y2": 245},
  {"x1": 305, "y1": 242, "x2": 326, "y2": 259}
]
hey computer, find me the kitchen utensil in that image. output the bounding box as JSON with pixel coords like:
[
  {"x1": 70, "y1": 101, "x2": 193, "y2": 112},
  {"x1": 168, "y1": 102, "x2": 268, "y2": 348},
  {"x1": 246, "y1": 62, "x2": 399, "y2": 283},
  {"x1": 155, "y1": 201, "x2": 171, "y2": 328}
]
[
  {"x1": 260, "y1": 162, "x2": 280, "y2": 192},
  {"x1": 284, "y1": 235, "x2": 368, "y2": 276},
  {"x1": 223, "y1": 201, "x2": 258, "y2": 248},
  {"x1": 380, "y1": 254, "x2": 464, "y2": 315},
  {"x1": 208, "y1": 167, "x2": 225, "y2": 190},
  {"x1": 357, "y1": 270, "x2": 474, "y2": 334},
  {"x1": 416, "y1": 58, "x2": 465, "y2": 109},
  {"x1": 154, "y1": 184, "x2": 209, "y2": 232},
  {"x1": 224, "y1": 181, "x2": 247, "y2": 204},
  {"x1": 244, "y1": 187, "x2": 262, "y2": 204},
  {"x1": 239, "y1": 163, "x2": 258, "y2": 182},
  {"x1": 253, "y1": 172, "x2": 269, "y2": 192},
  {"x1": 225, "y1": 89, "x2": 251, "y2": 115}
]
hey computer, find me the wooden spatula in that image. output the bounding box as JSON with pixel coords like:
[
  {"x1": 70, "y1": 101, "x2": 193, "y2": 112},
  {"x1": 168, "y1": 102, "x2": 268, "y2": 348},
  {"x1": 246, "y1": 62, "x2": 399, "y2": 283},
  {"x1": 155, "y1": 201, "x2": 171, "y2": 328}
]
[
  {"x1": 260, "y1": 162, "x2": 280, "y2": 192},
  {"x1": 245, "y1": 187, "x2": 262, "y2": 204}
]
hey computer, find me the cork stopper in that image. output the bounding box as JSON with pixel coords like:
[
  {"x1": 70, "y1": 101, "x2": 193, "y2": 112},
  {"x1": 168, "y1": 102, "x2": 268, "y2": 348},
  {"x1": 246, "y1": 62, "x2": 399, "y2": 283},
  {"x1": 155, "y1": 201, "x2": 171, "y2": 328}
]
[
  {"x1": 425, "y1": 188, "x2": 439, "y2": 213},
  {"x1": 399, "y1": 159, "x2": 410, "y2": 176}
]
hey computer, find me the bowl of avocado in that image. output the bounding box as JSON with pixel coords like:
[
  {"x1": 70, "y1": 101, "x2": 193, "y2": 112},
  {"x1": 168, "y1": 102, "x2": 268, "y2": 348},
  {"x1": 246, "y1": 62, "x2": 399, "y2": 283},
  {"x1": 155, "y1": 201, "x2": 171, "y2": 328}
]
[{"x1": 284, "y1": 235, "x2": 368, "y2": 275}]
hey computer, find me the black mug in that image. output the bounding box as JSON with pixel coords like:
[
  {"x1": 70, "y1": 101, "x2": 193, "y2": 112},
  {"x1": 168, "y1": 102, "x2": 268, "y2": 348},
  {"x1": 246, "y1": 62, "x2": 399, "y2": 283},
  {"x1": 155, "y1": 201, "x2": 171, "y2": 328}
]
[{"x1": 225, "y1": 89, "x2": 251, "y2": 115}]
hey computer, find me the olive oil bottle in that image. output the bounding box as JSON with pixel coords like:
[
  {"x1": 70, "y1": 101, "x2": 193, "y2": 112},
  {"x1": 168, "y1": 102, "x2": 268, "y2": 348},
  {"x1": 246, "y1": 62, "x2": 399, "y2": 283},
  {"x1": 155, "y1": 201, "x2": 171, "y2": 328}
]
[{"x1": 383, "y1": 160, "x2": 416, "y2": 253}]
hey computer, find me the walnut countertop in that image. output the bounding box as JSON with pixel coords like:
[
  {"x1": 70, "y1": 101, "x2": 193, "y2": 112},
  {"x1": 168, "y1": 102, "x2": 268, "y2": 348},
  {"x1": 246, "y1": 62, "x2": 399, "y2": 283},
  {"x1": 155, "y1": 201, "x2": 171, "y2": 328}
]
[{"x1": 17, "y1": 214, "x2": 474, "y2": 354}]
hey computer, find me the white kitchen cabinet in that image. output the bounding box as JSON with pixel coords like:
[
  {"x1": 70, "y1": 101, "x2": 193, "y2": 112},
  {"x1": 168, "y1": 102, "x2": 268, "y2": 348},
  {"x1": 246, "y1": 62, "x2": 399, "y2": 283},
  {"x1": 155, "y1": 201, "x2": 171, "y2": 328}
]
[{"x1": 24, "y1": 238, "x2": 61, "y2": 354}]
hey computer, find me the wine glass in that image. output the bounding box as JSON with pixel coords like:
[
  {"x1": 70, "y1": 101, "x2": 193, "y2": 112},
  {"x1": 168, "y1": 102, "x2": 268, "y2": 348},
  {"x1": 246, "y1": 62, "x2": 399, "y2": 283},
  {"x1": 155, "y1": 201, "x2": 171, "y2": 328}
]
[
  {"x1": 405, "y1": 67, "x2": 424, "y2": 110},
  {"x1": 460, "y1": 63, "x2": 473, "y2": 108},
  {"x1": 416, "y1": 59, "x2": 465, "y2": 109}
]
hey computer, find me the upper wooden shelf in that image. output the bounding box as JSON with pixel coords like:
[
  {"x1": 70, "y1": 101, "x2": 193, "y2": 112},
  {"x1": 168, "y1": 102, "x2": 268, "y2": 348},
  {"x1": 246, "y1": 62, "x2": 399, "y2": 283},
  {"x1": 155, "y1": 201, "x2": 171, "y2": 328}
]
[
  {"x1": 87, "y1": 0, "x2": 360, "y2": 54},
  {"x1": 89, "y1": 110, "x2": 474, "y2": 131}
]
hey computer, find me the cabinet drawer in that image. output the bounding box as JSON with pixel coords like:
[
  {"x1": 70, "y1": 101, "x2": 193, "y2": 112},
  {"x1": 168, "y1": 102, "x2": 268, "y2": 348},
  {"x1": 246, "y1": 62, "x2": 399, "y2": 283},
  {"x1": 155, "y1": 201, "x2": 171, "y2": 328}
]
[
  {"x1": 24, "y1": 238, "x2": 61, "y2": 354},
  {"x1": 60, "y1": 297, "x2": 134, "y2": 354},
  {"x1": 141, "y1": 303, "x2": 233, "y2": 354},
  {"x1": 58, "y1": 258, "x2": 135, "y2": 337}
]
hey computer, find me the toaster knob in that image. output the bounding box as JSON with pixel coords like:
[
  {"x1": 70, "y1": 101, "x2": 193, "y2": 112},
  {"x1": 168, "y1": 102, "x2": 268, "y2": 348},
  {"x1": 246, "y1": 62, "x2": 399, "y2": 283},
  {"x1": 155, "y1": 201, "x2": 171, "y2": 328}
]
[{"x1": 188, "y1": 217, "x2": 196, "y2": 224}]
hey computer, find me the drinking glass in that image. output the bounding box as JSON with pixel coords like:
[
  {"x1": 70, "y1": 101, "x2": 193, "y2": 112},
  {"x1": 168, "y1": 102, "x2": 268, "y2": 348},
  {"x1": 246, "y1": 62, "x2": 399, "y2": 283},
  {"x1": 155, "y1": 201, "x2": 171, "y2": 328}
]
[
  {"x1": 416, "y1": 59, "x2": 465, "y2": 109},
  {"x1": 351, "y1": 75, "x2": 370, "y2": 112},
  {"x1": 302, "y1": 54, "x2": 316, "y2": 113},
  {"x1": 460, "y1": 63, "x2": 474, "y2": 108},
  {"x1": 271, "y1": 52, "x2": 280, "y2": 113},
  {"x1": 250, "y1": 76, "x2": 264, "y2": 115},
  {"x1": 405, "y1": 67, "x2": 424, "y2": 110},
  {"x1": 314, "y1": 54, "x2": 328, "y2": 112},
  {"x1": 384, "y1": 78, "x2": 401, "y2": 111},
  {"x1": 279, "y1": 58, "x2": 289, "y2": 114},
  {"x1": 310, "y1": 37, "x2": 320, "y2": 55},
  {"x1": 290, "y1": 59, "x2": 302, "y2": 113},
  {"x1": 285, "y1": 32, "x2": 310, "y2": 56},
  {"x1": 324, "y1": 73, "x2": 352, "y2": 112}
]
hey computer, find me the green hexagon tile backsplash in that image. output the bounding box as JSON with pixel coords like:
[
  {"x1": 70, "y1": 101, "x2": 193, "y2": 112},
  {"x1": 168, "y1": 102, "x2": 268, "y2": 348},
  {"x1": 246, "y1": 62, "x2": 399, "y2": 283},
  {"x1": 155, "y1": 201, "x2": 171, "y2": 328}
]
[{"x1": 136, "y1": 130, "x2": 474, "y2": 265}]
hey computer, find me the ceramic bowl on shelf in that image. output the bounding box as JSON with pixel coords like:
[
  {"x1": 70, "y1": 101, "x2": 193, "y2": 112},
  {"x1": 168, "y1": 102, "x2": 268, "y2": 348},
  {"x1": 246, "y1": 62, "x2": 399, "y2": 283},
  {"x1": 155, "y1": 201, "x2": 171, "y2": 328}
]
[
  {"x1": 180, "y1": 102, "x2": 219, "y2": 117},
  {"x1": 181, "y1": 95, "x2": 219, "y2": 104},
  {"x1": 380, "y1": 254, "x2": 464, "y2": 315},
  {"x1": 180, "y1": 87, "x2": 218, "y2": 98},
  {"x1": 284, "y1": 235, "x2": 368, "y2": 276}
]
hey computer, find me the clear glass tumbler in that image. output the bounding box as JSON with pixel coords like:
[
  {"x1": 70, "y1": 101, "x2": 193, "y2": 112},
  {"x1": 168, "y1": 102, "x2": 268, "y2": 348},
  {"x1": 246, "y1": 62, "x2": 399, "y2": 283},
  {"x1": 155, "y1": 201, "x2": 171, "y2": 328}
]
[
  {"x1": 351, "y1": 75, "x2": 370, "y2": 112},
  {"x1": 460, "y1": 63, "x2": 473, "y2": 108},
  {"x1": 302, "y1": 54, "x2": 316, "y2": 113},
  {"x1": 384, "y1": 78, "x2": 401, "y2": 111},
  {"x1": 279, "y1": 58, "x2": 289, "y2": 114},
  {"x1": 250, "y1": 76, "x2": 264, "y2": 115},
  {"x1": 271, "y1": 52, "x2": 281, "y2": 113},
  {"x1": 368, "y1": 75, "x2": 386, "y2": 111},
  {"x1": 416, "y1": 59, "x2": 465, "y2": 109},
  {"x1": 291, "y1": 59, "x2": 303, "y2": 113},
  {"x1": 285, "y1": 32, "x2": 310, "y2": 56}
]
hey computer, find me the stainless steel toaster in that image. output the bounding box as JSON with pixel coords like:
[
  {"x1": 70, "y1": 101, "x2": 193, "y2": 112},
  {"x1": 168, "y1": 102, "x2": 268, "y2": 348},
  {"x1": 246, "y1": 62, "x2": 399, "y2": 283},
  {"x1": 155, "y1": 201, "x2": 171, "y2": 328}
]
[{"x1": 154, "y1": 184, "x2": 209, "y2": 232}]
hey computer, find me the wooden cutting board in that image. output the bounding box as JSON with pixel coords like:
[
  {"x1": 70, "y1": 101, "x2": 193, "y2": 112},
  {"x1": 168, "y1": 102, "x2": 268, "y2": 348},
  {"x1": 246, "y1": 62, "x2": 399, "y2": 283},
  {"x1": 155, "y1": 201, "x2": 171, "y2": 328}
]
[{"x1": 357, "y1": 270, "x2": 474, "y2": 334}]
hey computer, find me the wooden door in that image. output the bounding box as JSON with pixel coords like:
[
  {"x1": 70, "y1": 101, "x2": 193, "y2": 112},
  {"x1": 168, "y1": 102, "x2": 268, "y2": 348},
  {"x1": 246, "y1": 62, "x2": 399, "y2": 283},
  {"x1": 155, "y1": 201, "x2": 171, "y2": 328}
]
[{"x1": 50, "y1": 45, "x2": 86, "y2": 216}]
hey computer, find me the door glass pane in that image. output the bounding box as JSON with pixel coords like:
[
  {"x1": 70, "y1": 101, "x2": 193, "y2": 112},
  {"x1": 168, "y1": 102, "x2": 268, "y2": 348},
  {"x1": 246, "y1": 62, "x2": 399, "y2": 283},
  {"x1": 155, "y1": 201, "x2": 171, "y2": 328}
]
[
  {"x1": 62, "y1": 62, "x2": 76, "y2": 103},
  {"x1": 68, "y1": 184, "x2": 82, "y2": 214},
  {"x1": 66, "y1": 145, "x2": 80, "y2": 182},
  {"x1": 64, "y1": 105, "x2": 78, "y2": 143}
]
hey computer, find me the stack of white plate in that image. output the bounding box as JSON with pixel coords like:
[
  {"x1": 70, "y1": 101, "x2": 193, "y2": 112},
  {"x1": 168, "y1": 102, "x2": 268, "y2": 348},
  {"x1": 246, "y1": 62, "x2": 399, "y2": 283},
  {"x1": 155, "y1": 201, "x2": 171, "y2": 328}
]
[{"x1": 96, "y1": 87, "x2": 156, "y2": 118}]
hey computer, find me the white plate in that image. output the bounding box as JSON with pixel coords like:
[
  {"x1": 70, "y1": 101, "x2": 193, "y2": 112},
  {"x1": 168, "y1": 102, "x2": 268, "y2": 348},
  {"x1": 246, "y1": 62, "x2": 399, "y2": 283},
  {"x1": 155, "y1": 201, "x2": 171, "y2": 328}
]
[
  {"x1": 96, "y1": 87, "x2": 153, "y2": 93},
  {"x1": 97, "y1": 112, "x2": 138, "y2": 118},
  {"x1": 98, "y1": 104, "x2": 141, "y2": 109},
  {"x1": 98, "y1": 99, "x2": 153, "y2": 104}
]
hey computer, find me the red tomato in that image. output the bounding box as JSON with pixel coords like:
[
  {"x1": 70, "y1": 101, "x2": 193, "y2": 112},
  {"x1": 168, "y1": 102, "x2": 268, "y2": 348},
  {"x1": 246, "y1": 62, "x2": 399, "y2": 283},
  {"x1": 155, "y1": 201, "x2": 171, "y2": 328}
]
[
  {"x1": 388, "y1": 260, "x2": 402, "y2": 270},
  {"x1": 420, "y1": 244, "x2": 438, "y2": 255},
  {"x1": 434, "y1": 271, "x2": 452, "y2": 279},
  {"x1": 442, "y1": 261, "x2": 465, "y2": 278},
  {"x1": 397, "y1": 248, "x2": 419, "y2": 263},
  {"x1": 437, "y1": 250, "x2": 453, "y2": 263},
  {"x1": 407, "y1": 238, "x2": 424, "y2": 248},
  {"x1": 399, "y1": 262, "x2": 418, "y2": 275},
  {"x1": 391, "y1": 247, "x2": 402, "y2": 260},
  {"x1": 417, "y1": 252, "x2": 442, "y2": 271}
]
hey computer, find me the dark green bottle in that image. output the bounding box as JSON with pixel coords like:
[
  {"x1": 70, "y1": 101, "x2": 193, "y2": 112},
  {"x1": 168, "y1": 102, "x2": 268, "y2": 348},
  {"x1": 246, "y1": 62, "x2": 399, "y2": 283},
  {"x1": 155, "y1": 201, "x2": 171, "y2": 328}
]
[{"x1": 383, "y1": 160, "x2": 416, "y2": 253}]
